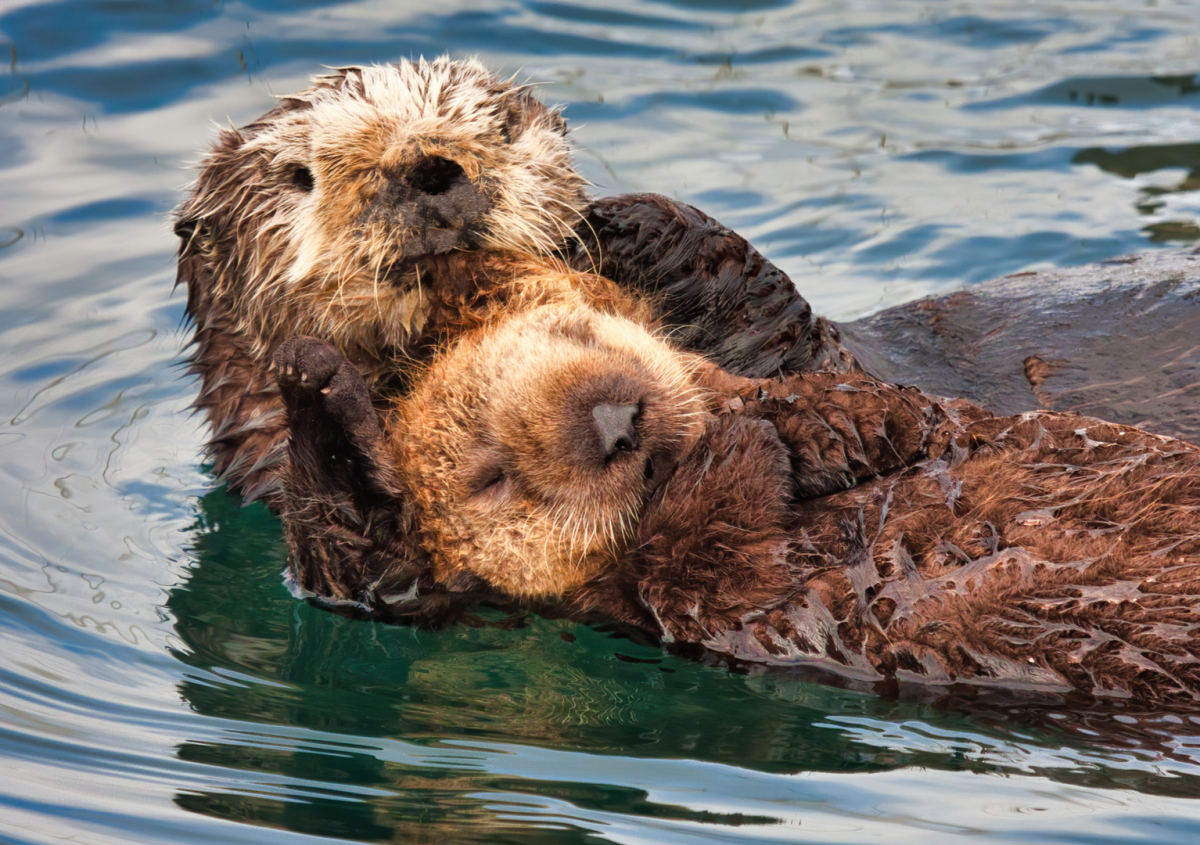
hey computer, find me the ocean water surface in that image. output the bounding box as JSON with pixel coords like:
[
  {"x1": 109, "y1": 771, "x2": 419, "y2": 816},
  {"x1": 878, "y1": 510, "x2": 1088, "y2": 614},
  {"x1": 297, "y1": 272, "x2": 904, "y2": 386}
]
[{"x1": 3, "y1": 1, "x2": 1200, "y2": 842}]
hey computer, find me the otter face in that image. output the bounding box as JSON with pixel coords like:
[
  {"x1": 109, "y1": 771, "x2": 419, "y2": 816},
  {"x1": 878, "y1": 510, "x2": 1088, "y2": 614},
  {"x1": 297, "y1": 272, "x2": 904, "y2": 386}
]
[
  {"x1": 396, "y1": 304, "x2": 708, "y2": 599},
  {"x1": 176, "y1": 56, "x2": 587, "y2": 353}
]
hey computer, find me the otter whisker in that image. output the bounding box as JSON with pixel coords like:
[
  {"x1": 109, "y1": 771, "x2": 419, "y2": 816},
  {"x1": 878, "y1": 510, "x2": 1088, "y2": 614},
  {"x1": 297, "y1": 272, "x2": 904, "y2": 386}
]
[{"x1": 371, "y1": 248, "x2": 387, "y2": 324}]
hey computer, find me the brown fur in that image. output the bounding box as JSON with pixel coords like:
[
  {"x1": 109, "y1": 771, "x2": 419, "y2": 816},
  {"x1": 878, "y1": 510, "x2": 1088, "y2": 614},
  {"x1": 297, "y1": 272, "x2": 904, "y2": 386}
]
[
  {"x1": 176, "y1": 57, "x2": 596, "y2": 502},
  {"x1": 177, "y1": 59, "x2": 1200, "y2": 705},
  {"x1": 392, "y1": 293, "x2": 705, "y2": 598},
  {"x1": 179, "y1": 57, "x2": 1200, "y2": 528},
  {"x1": 273, "y1": 264, "x2": 653, "y2": 607},
  {"x1": 176, "y1": 58, "x2": 849, "y2": 505},
  {"x1": 178, "y1": 58, "x2": 584, "y2": 357},
  {"x1": 373, "y1": 302, "x2": 1200, "y2": 708}
]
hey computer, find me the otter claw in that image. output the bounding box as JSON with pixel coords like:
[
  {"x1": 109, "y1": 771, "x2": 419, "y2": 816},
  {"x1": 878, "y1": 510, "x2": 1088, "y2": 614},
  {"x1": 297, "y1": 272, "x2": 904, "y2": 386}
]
[
  {"x1": 273, "y1": 336, "x2": 380, "y2": 441},
  {"x1": 273, "y1": 336, "x2": 344, "y2": 395}
]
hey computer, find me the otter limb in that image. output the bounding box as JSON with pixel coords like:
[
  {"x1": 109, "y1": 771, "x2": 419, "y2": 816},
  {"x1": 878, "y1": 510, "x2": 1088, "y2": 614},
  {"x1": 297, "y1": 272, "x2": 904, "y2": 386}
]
[{"x1": 272, "y1": 337, "x2": 414, "y2": 607}]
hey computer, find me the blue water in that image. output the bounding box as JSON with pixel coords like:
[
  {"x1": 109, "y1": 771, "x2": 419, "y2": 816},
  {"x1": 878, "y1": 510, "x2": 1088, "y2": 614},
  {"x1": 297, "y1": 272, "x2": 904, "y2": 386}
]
[{"x1": 3, "y1": 1, "x2": 1200, "y2": 843}]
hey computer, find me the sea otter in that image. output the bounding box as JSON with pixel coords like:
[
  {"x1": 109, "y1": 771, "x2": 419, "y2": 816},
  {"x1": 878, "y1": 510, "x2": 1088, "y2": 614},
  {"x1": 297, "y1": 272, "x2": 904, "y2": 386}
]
[
  {"x1": 174, "y1": 56, "x2": 845, "y2": 505},
  {"x1": 175, "y1": 56, "x2": 1200, "y2": 506},
  {"x1": 272, "y1": 298, "x2": 1200, "y2": 708}
]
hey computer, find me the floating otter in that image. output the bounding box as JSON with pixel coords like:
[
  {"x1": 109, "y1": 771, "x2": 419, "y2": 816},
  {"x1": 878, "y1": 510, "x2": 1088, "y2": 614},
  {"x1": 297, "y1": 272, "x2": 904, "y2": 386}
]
[
  {"x1": 175, "y1": 57, "x2": 591, "y2": 502},
  {"x1": 273, "y1": 295, "x2": 1200, "y2": 708},
  {"x1": 174, "y1": 57, "x2": 847, "y2": 504},
  {"x1": 174, "y1": 56, "x2": 1200, "y2": 506}
]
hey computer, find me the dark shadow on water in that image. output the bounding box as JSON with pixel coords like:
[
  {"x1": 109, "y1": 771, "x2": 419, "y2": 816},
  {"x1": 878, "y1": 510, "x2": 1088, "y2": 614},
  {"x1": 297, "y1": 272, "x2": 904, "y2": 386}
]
[
  {"x1": 1074, "y1": 142, "x2": 1200, "y2": 243},
  {"x1": 1073, "y1": 142, "x2": 1200, "y2": 182},
  {"x1": 968, "y1": 74, "x2": 1200, "y2": 111},
  {"x1": 166, "y1": 483, "x2": 1200, "y2": 841}
]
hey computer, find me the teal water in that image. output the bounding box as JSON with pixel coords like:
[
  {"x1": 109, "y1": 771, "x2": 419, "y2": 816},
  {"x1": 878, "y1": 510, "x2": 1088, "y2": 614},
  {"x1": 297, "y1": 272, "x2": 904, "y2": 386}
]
[{"x1": 3, "y1": 1, "x2": 1200, "y2": 842}]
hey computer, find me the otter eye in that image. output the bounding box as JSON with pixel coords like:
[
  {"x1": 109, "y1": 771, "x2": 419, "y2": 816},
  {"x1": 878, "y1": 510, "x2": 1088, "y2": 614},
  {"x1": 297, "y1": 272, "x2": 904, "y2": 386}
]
[
  {"x1": 470, "y1": 467, "x2": 509, "y2": 499},
  {"x1": 288, "y1": 165, "x2": 314, "y2": 192},
  {"x1": 501, "y1": 109, "x2": 524, "y2": 144}
]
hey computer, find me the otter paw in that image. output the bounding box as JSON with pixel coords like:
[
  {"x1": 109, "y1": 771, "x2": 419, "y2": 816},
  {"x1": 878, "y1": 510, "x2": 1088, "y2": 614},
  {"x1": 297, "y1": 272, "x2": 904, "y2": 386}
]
[
  {"x1": 274, "y1": 336, "x2": 345, "y2": 395},
  {"x1": 273, "y1": 337, "x2": 378, "y2": 438}
]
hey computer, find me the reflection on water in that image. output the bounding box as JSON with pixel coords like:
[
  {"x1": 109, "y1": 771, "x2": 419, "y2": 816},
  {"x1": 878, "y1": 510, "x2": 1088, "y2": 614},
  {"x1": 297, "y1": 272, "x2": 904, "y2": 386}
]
[
  {"x1": 4, "y1": 0, "x2": 1200, "y2": 843},
  {"x1": 163, "y1": 486, "x2": 1200, "y2": 841},
  {"x1": 1073, "y1": 142, "x2": 1200, "y2": 241}
]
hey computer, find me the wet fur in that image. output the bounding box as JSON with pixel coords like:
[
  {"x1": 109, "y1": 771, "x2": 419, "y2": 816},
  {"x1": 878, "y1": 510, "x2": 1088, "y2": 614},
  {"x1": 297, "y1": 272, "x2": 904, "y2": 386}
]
[
  {"x1": 393, "y1": 294, "x2": 705, "y2": 599},
  {"x1": 584, "y1": 375, "x2": 1200, "y2": 708},
  {"x1": 174, "y1": 58, "x2": 843, "y2": 505},
  {"x1": 275, "y1": 266, "x2": 650, "y2": 612},
  {"x1": 286, "y1": 302, "x2": 1200, "y2": 708},
  {"x1": 176, "y1": 58, "x2": 1200, "y2": 704},
  {"x1": 175, "y1": 57, "x2": 1200, "y2": 516}
]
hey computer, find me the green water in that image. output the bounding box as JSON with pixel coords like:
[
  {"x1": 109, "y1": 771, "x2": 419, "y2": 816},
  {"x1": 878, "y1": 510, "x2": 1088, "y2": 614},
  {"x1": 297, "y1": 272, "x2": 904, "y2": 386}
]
[{"x1": 3, "y1": 1, "x2": 1200, "y2": 842}]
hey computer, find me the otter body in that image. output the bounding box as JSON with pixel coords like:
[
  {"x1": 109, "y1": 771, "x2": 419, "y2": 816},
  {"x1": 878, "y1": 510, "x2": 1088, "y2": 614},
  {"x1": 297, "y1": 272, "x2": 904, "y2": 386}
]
[
  {"x1": 273, "y1": 295, "x2": 1200, "y2": 708},
  {"x1": 603, "y1": 379, "x2": 1200, "y2": 707}
]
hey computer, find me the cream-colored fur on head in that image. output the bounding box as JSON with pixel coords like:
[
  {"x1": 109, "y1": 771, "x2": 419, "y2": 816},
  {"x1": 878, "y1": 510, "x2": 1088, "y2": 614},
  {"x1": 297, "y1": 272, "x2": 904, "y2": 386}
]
[
  {"x1": 176, "y1": 56, "x2": 588, "y2": 361},
  {"x1": 393, "y1": 294, "x2": 708, "y2": 599}
]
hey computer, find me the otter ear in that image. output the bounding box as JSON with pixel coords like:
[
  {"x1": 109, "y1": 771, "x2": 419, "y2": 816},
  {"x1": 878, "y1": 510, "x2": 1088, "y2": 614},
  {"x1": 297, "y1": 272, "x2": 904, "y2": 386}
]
[
  {"x1": 511, "y1": 93, "x2": 568, "y2": 138},
  {"x1": 337, "y1": 66, "x2": 366, "y2": 97},
  {"x1": 172, "y1": 193, "x2": 204, "y2": 258},
  {"x1": 531, "y1": 101, "x2": 568, "y2": 137},
  {"x1": 173, "y1": 216, "x2": 197, "y2": 241},
  {"x1": 549, "y1": 109, "x2": 568, "y2": 136},
  {"x1": 172, "y1": 210, "x2": 213, "y2": 321}
]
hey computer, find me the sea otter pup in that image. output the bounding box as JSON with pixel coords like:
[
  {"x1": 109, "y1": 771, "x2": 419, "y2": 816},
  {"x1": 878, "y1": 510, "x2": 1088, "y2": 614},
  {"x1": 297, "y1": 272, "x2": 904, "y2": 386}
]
[
  {"x1": 271, "y1": 266, "x2": 655, "y2": 609},
  {"x1": 273, "y1": 299, "x2": 1200, "y2": 708}
]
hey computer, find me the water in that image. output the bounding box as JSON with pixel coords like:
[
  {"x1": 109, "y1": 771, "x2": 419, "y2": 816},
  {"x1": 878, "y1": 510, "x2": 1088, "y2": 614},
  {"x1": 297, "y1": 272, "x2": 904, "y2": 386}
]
[{"x1": 3, "y1": 1, "x2": 1200, "y2": 842}]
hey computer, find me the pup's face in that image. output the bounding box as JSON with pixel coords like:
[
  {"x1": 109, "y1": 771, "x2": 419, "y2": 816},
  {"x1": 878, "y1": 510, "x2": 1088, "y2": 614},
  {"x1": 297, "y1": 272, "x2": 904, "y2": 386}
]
[
  {"x1": 396, "y1": 304, "x2": 708, "y2": 599},
  {"x1": 177, "y1": 56, "x2": 587, "y2": 351}
]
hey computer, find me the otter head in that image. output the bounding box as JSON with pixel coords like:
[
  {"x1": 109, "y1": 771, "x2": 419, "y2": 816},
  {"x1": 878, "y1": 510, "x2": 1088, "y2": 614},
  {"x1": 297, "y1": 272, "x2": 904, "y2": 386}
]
[
  {"x1": 394, "y1": 302, "x2": 708, "y2": 599},
  {"x1": 175, "y1": 56, "x2": 587, "y2": 355}
]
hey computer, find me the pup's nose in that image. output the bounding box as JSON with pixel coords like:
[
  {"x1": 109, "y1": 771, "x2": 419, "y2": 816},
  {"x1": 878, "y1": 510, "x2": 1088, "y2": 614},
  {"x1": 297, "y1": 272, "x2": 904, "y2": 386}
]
[{"x1": 592, "y1": 403, "x2": 640, "y2": 458}]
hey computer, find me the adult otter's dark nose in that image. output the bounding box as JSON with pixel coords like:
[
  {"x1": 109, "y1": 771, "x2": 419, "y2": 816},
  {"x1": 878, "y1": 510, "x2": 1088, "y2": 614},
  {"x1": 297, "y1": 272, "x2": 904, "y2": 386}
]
[
  {"x1": 404, "y1": 157, "x2": 488, "y2": 230},
  {"x1": 368, "y1": 155, "x2": 490, "y2": 257},
  {"x1": 592, "y1": 403, "x2": 640, "y2": 458},
  {"x1": 409, "y1": 155, "x2": 468, "y2": 196}
]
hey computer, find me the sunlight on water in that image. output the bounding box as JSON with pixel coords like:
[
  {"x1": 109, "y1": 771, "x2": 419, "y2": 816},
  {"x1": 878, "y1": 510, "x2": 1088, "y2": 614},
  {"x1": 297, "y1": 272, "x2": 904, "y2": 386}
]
[{"x1": 2, "y1": 1, "x2": 1200, "y2": 842}]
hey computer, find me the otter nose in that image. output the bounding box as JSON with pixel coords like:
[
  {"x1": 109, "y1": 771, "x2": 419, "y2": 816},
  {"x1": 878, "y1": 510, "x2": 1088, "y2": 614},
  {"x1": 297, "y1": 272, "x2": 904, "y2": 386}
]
[
  {"x1": 592, "y1": 403, "x2": 640, "y2": 458},
  {"x1": 372, "y1": 154, "x2": 490, "y2": 257},
  {"x1": 409, "y1": 156, "x2": 467, "y2": 196}
]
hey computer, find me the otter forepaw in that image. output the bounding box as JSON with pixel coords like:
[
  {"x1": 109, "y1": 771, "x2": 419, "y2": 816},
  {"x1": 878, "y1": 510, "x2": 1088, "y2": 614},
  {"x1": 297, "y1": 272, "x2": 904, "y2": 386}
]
[
  {"x1": 273, "y1": 336, "x2": 379, "y2": 442},
  {"x1": 274, "y1": 335, "x2": 345, "y2": 393}
]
